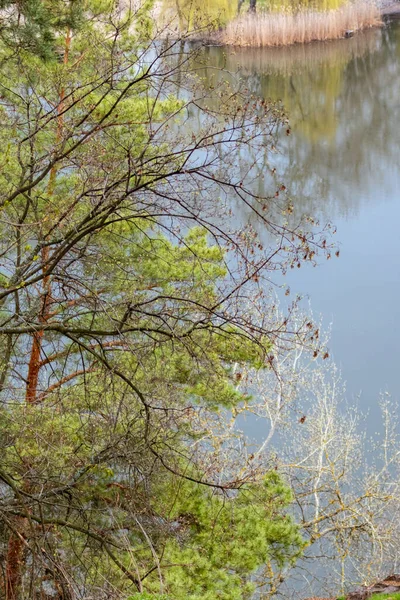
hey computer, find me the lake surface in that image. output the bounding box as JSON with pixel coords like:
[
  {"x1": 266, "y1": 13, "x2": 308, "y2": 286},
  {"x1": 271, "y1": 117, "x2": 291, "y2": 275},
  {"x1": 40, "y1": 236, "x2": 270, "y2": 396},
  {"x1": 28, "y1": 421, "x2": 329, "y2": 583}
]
[{"x1": 200, "y1": 23, "x2": 400, "y2": 428}]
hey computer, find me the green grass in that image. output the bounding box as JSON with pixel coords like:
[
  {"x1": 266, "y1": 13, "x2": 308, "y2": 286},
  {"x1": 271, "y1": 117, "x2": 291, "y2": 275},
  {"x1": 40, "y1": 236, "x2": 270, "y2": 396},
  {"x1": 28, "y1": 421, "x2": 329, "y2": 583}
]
[
  {"x1": 370, "y1": 594, "x2": 400, "y2": 600},
  {"x1": 336, "y1": 591, "x2": 400, "y2": 600}
]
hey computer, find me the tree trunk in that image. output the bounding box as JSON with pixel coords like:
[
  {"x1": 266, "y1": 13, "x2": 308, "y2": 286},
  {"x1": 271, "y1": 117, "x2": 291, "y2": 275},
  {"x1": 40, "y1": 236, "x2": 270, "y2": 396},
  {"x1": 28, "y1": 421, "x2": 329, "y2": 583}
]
[
  {"x1": 25, "y1": 29, "x2": 71, "y2": 404},
  {"x1": 5, "y1": 521, "x2": 26, "y2": 600},
  {"x1": 8, "y1": 28, "x2": 73, "y2": 599}
]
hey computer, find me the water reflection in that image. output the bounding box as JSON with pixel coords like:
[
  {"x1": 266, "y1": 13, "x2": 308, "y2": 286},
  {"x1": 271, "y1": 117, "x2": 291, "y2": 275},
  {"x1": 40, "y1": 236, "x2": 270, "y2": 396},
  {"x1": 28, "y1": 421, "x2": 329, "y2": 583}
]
[
  {"x1": 198, "y1": 25, "x2": 400, "y2": 221},
  {"x1": 195, "y1": 23, "x2": 400, "y2": 411}
]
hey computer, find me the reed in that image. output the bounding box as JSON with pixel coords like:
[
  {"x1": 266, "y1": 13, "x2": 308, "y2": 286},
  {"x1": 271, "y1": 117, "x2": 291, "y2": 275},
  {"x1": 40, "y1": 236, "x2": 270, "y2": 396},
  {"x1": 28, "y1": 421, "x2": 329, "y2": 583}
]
[{"x1": 219, "y1": 2, "x2": 382, "y2": 47}]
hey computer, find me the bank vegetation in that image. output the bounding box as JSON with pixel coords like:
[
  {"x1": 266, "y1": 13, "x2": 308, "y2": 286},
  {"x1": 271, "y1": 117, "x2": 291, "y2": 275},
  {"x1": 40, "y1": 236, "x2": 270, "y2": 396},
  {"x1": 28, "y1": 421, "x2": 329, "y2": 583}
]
[
  {"x1": 219, "y1": 1, "x2": 382, "y2": 47},
  {"x1": 160, "y1": 0, "x2": 382, "y2": 48}
]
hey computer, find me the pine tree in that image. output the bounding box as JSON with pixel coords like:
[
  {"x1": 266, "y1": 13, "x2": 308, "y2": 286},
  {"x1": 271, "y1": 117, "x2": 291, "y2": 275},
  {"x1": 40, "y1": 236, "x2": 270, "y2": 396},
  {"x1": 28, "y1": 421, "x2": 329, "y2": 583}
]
[{"x1": 0, "y1": 1, "x2": 326, "y2": 597}]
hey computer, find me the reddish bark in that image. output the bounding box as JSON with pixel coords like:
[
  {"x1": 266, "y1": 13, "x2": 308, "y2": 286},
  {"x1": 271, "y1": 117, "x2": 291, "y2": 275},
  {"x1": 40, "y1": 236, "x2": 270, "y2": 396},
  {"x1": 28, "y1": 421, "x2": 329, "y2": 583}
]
[
  {"x1": 10, "y1": 29, "x2": 74, "y2": 599},
  {"x1": 25, "y1": 247, "x2": 50, "y2": 404},
  {"x1": 25, "y1": 29, "x2": 71, "y2": 405},
  {"x1": 5, "y1": 523, "x2": 26, "y2": 600}
]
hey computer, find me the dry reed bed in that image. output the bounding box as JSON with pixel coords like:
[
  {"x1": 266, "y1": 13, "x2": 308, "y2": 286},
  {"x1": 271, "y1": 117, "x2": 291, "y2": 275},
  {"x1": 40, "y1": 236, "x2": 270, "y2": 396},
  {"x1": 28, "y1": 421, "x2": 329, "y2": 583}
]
[
  {"x1": 221, "y1": 25, "x2": 381, "y2": 74},
  {"x1": 219, "y1": 2, "x2": 382, "y2": 47}
]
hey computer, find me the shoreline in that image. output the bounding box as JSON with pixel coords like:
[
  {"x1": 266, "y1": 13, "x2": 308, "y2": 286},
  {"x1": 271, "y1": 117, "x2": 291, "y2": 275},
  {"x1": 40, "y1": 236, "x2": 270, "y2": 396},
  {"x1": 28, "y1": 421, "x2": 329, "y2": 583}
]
[
  {"x1": 156, "y1": 0, "x2": 400, "y2": 48},
  {"x1": 216, "y1": 3, "x2": 383, "y2": 48}
]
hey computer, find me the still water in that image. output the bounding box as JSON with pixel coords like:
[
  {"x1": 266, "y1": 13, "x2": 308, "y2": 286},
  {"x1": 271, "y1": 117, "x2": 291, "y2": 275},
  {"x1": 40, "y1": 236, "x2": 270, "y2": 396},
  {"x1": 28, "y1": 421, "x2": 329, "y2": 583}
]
[{"x1": 202, "y1": 23, "x2": 400, "y2": 425}]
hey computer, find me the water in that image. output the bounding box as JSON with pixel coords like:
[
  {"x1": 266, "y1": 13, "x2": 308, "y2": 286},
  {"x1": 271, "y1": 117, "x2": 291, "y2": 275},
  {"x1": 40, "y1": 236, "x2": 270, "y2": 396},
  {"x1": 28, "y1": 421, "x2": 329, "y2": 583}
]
[{"x1": 199, "y1": 23, "x2": 400, "y2": 425}]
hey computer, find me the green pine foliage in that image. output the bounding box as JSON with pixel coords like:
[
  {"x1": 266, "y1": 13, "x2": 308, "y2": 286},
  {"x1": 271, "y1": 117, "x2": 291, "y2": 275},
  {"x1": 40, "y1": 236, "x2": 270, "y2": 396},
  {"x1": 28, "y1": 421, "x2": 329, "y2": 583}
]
[
  {"x1": 0, "y1": 0, "x2": 84, "y2": 58},
  {"x1": 149, "y1": 474, "x2": 303, "y2": 600}
]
